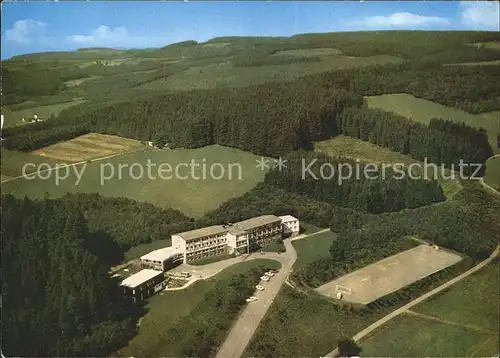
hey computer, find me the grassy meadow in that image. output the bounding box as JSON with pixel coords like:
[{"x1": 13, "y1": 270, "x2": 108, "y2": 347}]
[
  {"x1": 2, "y1": 144, "x2": 270, "y2": 218},
  {"x1": 413, "y1": 262, "x2": 499, "y2": 331},
  {"x1": 361, "y1": 262, "x2": 499, "y2": 357},
  {"x1": 366, "y1": 94, "x2": 500, "y2": 154},
  {"x1": 292, "y1": 230, "x2": 338, "y2": 269},
  {"x1": 484, "y1": 156, "x2": 500, "y2": 191},
  {"x1": 361, "y1": 314, "x2": 497, "y2": 357}
]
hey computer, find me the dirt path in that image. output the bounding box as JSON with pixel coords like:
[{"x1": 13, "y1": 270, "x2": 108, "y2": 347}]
[
  {"x1": 405, "y1": 310, "x2": 496, "y2": 333},
  {"x1": 323, "y1": 245, "x2": 499, "y2": 357}
]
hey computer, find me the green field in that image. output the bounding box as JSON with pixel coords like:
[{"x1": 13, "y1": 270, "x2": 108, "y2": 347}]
[
  {"x1": 361, "y1": 263, "x2": 499, "y2": 357},
  {"x1": 261, "y1": 241, "x2": 286, "y2": 253},
  {"x1": 314, "y1": 135, "x2": 462, "y2": 198},
  {"x1": 292, "y1": 230, "x2": 338, "y2": 269},
  {"x1": 2, "y1": 144, "x2": 269, "y2": 218},
  {"x1": 1, "y1": 149, "x2": 60, "y2": 180},
  {"x1": 484, "y1": 156, "x2": 500, "y2": 192},
  {"x1": 245, "y1": 286, "x2": 385, "y2": 357},
  {"x1": 414, "y1": 263, "x2": 499, "y2": 331},
  {"x1": 366, "y1": 94, "x2": 500, "y2": 154},
  {"x1": 119, "y1": 259, "x2": 281, "y2": 357},
  {"x1": 2, "y1": 99, "x2": 87, "y2": 127},
  {"x1": 361, "y1": 314, "x2": 497, "y2": 357}
]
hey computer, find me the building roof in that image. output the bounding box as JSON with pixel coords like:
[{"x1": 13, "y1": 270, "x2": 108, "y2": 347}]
[
  {"x1": 141, "y1": 246, "x2": 181, "y2": 262},
  {"x1": 227, "y1": 226, "x2": 247, "y2": 235},
  {"x1": 279, "y1": 215, "x2": 298, "y2": 223},
  {"x1": 234, "y1": 215, "x2": 282, "y2": 231},
  {"x1": 120, "y1": 269, "x2": 163, "y2": 289},
  {"x1": 174, "y1": 225, "x2": 228, "y2": 242}
]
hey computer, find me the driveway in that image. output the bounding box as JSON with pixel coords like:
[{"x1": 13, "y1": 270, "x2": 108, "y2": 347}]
[{"x1": 215, "y1": 239, "x2": 297, "y2": 358}]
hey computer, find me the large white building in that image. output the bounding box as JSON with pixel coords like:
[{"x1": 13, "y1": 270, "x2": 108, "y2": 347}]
[{"x1": 171, "y1": 214, "x2": 299, "y2": 263}]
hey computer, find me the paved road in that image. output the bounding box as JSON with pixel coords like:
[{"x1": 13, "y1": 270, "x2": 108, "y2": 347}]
[
  {"x1": 323, "y1": 245, "x2": 500, "y2": 357},
  {"x1": 214, "y1": 237, "x2": 304, "y2": 358}
]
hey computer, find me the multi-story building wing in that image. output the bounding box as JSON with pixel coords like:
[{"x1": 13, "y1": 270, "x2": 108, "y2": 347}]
[
  {"x1": 226, "y1": 226, "x2": 249, "y2": 255},
  {"x1": 172, "y1": 225, "x2": 229, "y2": 263},
  {"x1": 168, "y1": 214, "x2": 296, "y2": 264},
  {"x1": 234, "y1": 215, "x2": 283, "y2": 247}
]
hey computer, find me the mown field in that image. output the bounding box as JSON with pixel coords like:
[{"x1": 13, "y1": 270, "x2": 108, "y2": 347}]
[
  {"x1": 361, "y1": 262, "x2": 499, "y2": 357},
  {"x1": 292, "y1": 230, "x2": 338, "y2": 269},
  {"x1": 484, "y1": 156, "x2": 500, "y2": 191},
  {"x1": 32, "y1": 133, "x2": 142, "y2": 162},
  {"x1": 2, "y1": 144, "x2": 270, "y2": 218},
  {"x1": 366, "y1": 94, "x2": 500, "y2": 154},
  {"x1": 119, "y1": 259, "x2": 281, "y2": 357},
  {"x1": 314, "y1": 135, "x2": 462, "y2": 198}
]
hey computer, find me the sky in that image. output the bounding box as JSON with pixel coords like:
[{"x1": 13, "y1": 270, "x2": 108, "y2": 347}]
[{"x1": 1, "y1": 1, "x2": 499, "y2": 59}]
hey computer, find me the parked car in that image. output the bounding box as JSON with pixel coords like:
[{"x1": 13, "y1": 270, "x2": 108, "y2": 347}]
[
  {"x1": 265, "y1": 271, "x2": 275, "y2": 277},
  {"x1": 256, "y1": 285, "x2": 265, "y2": 291},
  {"x1": 260, "y1": 276, "x2": 270, "y2": 282},
  {"x1": 246, "y1": 296, "x2": 258, "y2": 302}
]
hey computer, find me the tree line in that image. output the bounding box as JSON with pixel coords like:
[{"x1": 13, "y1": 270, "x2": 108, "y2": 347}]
[
  {"x1": 341, "y1": 108, "x2": 493, "y2": 176},
  {"x1": 264, "y1": 150, "x2": 446, "y2": 213},
  {"x1": 1, "y1": 195, "x2": 142, "y2": 357}
]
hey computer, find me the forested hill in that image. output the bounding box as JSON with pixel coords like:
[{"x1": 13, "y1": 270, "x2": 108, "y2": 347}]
[{"x1": 1, "y1": 195, "x2": 143, "y2": 357}]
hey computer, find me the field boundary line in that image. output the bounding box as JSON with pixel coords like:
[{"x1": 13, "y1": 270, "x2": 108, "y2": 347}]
[
  {"x1": 323, "y1": 245, "x2": 500, "y2": 357},
  {"x1": 1, "y1": 148, "x2": 144, "y2": 184},
  {"x1": 404, "y1": 310, "x2": 496, "y2": 333}
]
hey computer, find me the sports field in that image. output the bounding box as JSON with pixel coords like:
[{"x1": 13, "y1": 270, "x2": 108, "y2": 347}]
[
  {"x1": 366, "y1": 94, "x2": 500, "y2": 154},
  {"x1": 3, "y1": 144, "x2": 269, "y2": 218},
  {"x1": 315, "y1": 245, "x2": 463, "y2": 304},
  {"x1": 32, "y1": 133, "x2": 142, "y2": 162}
]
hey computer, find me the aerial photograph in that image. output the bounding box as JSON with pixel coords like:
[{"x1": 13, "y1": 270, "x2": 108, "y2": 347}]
[{"x1": 1, "y1": 1, "x2": 499, "y2": 357}]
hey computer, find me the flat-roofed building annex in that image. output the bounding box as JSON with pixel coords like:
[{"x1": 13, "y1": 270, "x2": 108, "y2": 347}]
[
  {"x1": 141, "y1": 247, "x2": 183, "y2": 271},
  {"x1": 279, "y1": 215, "x2": 300, "y2": 236},
  {"x1": 120, "y1": 269, "x2": 165, "y2": 302}
]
